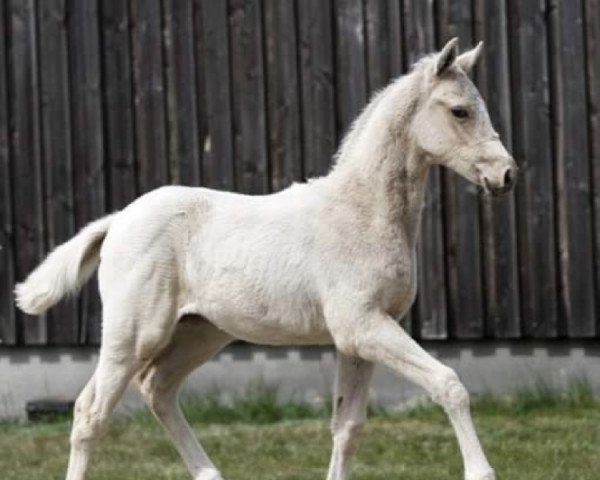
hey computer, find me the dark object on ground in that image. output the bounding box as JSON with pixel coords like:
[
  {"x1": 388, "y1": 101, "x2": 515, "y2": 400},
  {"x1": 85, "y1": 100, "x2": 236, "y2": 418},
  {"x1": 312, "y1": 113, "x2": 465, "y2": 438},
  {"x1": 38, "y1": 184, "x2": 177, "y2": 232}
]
[{"x1": 26, "y1": 399, "x2": 74, "y2": 422}]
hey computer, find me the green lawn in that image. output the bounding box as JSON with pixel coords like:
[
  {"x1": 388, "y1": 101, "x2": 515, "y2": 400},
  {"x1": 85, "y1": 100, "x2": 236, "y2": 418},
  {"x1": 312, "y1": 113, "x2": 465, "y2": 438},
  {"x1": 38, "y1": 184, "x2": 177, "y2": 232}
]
[{"x1": 1, "y1": 386, "x2": 599, "y2": 480}]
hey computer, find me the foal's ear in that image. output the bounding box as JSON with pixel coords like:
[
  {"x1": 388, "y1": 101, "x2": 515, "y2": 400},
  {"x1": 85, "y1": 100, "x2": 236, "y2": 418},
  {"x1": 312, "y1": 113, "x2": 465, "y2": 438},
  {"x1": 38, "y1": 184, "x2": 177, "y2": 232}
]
[
  {"x1": 456, "y1": 41, "x2": 484, "y2": 74},
  {"x1": 435, "y1": 37, "x2": 459, "y2": 76}
]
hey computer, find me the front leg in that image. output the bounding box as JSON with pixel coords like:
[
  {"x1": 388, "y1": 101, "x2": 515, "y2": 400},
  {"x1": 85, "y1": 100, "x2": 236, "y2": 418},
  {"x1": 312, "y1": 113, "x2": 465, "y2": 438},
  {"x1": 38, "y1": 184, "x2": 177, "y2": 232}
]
[
  {"x1": 327, "y1": 308, "x2": 495, "y2": 480},
  {"x1": 326, "y1": 353, "x2": 374, "y2": 480}
]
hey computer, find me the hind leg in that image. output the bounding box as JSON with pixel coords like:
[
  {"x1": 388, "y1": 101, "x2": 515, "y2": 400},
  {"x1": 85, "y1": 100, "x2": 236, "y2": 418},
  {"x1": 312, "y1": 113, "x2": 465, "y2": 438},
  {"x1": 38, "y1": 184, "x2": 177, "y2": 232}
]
[
  {"x1": 136, "y1": 317, "x2": 233, "y2": 480},
  {"x1": 66, "y1": 278, "x2": 177, "y2": 479},
  {"x1": 66, "y1": 348, "x2": 139, "y2": 480}
]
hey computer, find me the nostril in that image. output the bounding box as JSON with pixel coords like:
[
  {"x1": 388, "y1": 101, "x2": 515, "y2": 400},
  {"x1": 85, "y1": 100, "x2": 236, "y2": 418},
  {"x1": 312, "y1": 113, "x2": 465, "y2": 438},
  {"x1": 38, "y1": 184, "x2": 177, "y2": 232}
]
[{"x1": 503, "y1": 168, "x2": 513, "y2": 187}]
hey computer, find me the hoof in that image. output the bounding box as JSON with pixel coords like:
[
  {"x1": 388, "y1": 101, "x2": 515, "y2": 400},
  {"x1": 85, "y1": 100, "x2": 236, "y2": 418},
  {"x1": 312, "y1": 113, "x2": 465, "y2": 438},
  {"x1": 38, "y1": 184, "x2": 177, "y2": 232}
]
[
  {"x1": 195, "y1": 469, "x2": 224, "y2": 480},
  {"x1": 466, "y1": 469, "x2": 495, "y2": 480}
]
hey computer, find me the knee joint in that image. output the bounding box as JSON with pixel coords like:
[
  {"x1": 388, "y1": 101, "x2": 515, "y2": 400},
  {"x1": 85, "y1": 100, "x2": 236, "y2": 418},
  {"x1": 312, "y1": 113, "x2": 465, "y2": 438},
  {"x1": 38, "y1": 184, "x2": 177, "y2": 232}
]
[
  {"x1": 332, "y1": 420, "x2": 365, "y2": 455},
  {"x1": 332, "y1": 333, "x2": 360, "y2": 357},
  {"x1": 138, "y1": 369, "x2": 176, "y2": 417},
  {"x1": 70, "y1": 406, "x2": 104, "y2": 448},
  {"x1": 431, "y1": 369, "x2": 469, "y2": 411}
]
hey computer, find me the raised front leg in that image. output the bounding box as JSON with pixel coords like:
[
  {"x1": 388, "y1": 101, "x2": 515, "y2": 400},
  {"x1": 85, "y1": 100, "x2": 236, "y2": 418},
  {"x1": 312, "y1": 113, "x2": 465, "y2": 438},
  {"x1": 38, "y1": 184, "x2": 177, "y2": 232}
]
[
  {"x1": 329, "y1": 310, "x2": 494, "y2": 480},
  {"x1": 326, "y1": 353, "x2": 374, "y2": 480}
]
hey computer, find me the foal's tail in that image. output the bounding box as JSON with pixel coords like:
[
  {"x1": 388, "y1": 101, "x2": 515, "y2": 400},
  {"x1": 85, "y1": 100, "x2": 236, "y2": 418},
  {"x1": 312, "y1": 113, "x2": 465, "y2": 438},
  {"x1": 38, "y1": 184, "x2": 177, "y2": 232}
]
[{"x1": 15, "y1": 213, "x2": 117, "y2": 315}]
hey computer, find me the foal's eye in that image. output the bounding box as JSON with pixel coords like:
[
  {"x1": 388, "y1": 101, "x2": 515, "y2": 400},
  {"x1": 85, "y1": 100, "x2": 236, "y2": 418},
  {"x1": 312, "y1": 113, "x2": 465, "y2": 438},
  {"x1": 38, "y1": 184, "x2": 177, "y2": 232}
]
[{"x1": 451, "y1": 107, "x2": 469, "y2": 119}]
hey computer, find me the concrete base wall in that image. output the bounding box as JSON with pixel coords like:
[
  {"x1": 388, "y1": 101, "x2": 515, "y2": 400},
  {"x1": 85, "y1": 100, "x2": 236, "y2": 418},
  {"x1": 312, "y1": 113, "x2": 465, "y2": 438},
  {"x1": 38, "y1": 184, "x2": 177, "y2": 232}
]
[{"x1": 1, "y1": 341, "x2": 599, "y2": 420}]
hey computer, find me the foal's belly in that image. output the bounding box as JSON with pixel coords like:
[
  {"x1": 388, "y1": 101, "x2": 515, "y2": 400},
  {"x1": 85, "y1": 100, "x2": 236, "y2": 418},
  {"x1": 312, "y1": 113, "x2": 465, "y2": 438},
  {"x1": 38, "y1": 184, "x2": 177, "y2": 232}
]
[
  {"x1": 183, "y1": 271, "x2": 333, "y2": 346},
  {"x1": 197, "y1": 303, "x2": 333, "y2": 346},
  {"x1": 211, "y1": 315, "x2": 334, "y2": 346}
]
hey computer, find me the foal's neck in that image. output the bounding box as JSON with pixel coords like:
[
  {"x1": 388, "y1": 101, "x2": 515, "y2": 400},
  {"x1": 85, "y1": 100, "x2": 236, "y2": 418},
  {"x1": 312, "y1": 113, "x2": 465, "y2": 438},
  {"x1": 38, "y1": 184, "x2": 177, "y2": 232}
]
[{"x1": 326, "y1": 74, "x2": 430, "y2": 247}]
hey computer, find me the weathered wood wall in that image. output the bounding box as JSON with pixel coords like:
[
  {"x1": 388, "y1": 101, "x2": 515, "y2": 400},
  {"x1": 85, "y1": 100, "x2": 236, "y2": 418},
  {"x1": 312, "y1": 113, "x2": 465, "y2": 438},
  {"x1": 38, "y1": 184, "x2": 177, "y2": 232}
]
[{"x1": 0, "y1": 0, "x2": 598, "y2": 346}]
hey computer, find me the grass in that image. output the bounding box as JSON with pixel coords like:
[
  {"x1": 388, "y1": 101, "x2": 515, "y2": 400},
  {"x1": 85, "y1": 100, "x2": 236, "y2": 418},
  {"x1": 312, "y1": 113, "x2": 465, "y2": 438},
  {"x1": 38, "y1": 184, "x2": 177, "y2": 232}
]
[{"x1": 1, "y1": 381, "x2": 599, "y2": 480}]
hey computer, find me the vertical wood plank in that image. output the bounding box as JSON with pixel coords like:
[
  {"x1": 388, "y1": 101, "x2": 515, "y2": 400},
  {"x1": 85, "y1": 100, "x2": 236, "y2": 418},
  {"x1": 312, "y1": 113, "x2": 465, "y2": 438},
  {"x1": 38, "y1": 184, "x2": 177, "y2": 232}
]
[
  {"x1": 585, "y1": 0, "x2": 600, "y2": 330},
  {"x1": 548, "y1": 0, "x2": 596, "y2": 337},
  {"x1": 228, "y1": 0, "x2": 268, "y2": 194},
  {"x1": 131, "y1": 0, "x2": 168, "y2": 193},
  {"x1": 38, "y1": 0, "x2": 78, "y2": 344},
  {"x1": 8, "y1": 0, "x2": 47, "y2": 345},
  {"x1": 164, "y1": 0, "x2": 201, "y2": 186},
  {"x1": 0, "y1": 0, "x2": 16, "y2": 345},
  {"x1": 403, "y1": 0, "x2": 447, "y2": 339},
  {"x1": 402, "y1": 0, "x2": 434, "y2": 65},
  {"x1": 334, "y1": 0, "x2": 367, "y2": 132},
  {"x1": 364, "y1": 0, "x2": 403, "y2": 94},
  {"x1": 387, "y1": 0, "x2": 403, "y2": 78},
  {"x1": 297, "y1": 0, "x2": 336, "y2": 178},
  {"x1": 193, "y1": 0, "x2": 208, "y2": 190},
  {"x1": 196, "y1": 0, "x2": 235, "y2": 191},
  {"x1": 69, "y1": 0, "x2": 105, "y2": 344},
  {"x1": 437, "y1": 0, "x2": 485, "y2": 339},
  {"x1": 507, "y1": 0, "x2": 558, "y2": 337},
  {"x1": 101, "y1": 0, "x2": 137, "y2": 210},
  {"x1": 474, "y1": 0, "x2": 521, "y2": 338},
  {"x1": 263, "y1": 0, "x2": 303, "y2": 192}
]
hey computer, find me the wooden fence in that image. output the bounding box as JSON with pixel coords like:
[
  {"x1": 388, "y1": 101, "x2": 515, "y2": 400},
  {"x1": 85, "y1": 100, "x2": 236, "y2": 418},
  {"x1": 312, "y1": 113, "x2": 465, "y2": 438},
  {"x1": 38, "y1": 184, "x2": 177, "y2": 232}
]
[{"x1": 0, "y1": 0, "x2": 598, "y2": 346}]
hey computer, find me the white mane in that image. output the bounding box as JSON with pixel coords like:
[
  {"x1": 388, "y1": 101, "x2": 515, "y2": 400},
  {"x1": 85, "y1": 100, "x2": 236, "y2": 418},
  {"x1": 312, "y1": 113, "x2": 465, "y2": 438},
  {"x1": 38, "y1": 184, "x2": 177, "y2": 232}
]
[{"x1": 332, "y1": 60, "x2": 428, "y2": 171}]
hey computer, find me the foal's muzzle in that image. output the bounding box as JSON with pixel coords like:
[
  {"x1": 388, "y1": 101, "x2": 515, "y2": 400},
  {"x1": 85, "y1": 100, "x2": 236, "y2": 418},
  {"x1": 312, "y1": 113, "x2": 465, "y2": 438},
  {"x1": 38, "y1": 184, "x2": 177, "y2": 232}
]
[{"x1": 482, "y1": 160, "x2": 518, "y2": 196}]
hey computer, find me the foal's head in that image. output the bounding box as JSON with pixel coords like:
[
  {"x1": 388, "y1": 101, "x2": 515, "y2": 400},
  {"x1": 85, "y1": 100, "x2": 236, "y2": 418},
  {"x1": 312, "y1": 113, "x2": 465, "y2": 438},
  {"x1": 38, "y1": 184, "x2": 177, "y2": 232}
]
[{"x1": 411, "y1": 38, "x2": 517, "y2": 195}]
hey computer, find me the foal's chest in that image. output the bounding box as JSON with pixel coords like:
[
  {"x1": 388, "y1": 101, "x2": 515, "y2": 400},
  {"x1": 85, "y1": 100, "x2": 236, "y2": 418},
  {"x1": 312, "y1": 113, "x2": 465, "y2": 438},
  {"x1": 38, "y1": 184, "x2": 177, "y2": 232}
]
[{"x1": 373, "y1": 249, "x2": 418, "y2": 320}]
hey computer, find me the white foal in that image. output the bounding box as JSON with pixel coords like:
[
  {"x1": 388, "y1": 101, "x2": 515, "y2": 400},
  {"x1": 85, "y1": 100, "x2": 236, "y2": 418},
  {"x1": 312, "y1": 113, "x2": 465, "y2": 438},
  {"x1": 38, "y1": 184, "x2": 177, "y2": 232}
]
[{"x1": 16, "y1": 38, "x2": 516, "y2": 480}]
